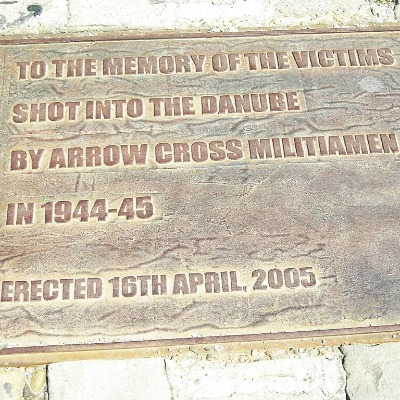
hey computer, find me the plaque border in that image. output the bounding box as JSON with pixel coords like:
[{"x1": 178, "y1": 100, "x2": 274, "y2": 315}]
[
  {"x1": 0, "y1": 325, "x2": 399, "y2": 366},
  {"x1": 0, "y1": 25, "x2": 399, "y2": 45},
  {"x1": 1, "y1": 26, "x2": 400, "y2": 365}
]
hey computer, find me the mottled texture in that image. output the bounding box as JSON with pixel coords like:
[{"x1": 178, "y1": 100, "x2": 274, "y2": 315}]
[
  {"x1": 0, "y1": 367, "x2": 47, "y2": 400},
  {"x1": 0, "y1": 31, "x2": 400, "y2": 352},
  {"x1": 0, "y1": 0, "x2": 398, "y2": 35},
  {"x1": 0, "y1": 368, "x2": 25, "y2": 399},
  {"x1": 47, "y1": 351, "x2": 345, "y2": 400},
  {"x1": 342, "y1": 342, "x2": 400, "y2": 400}
]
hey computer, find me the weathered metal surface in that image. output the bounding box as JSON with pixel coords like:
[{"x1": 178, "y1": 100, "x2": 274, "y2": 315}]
[{"x1": 0, "y1": 30, "x2": 400, "y2": 356}]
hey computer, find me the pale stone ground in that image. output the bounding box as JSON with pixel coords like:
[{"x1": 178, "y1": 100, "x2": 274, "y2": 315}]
[
  {"x1": 0, "y1": 0, "x2": 398, "y2": 35},
  {"x1": 0, "y1": 0, "x2": 399, "y2": 399},
  {"x1": 1, "y1": 344, "x2": 400, "y2": 399},
  {"x1": 0, "y1": 366, "x2": 46, "y2": 400}
]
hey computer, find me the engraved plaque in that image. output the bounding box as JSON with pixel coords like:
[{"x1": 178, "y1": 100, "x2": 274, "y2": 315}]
[{"x1": 1, "y1": 30, "x2": 400, "y2": 359}]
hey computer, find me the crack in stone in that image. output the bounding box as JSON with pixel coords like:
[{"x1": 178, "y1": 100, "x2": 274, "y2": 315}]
[
  {"x1": 163, "y1": 359, "x2": 175, "y2": 400},
  {"x1": 339, "y1": 346, "x2": 352, "y2": 400}
]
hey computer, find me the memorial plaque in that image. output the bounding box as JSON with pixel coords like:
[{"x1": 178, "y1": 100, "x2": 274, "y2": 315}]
[{"x1": 1, "y1": 30, "x2": 400, "y2": 359}]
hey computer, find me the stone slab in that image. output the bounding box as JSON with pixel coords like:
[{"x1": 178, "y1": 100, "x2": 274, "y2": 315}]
[
  {"x1": 0, "y1": 31, "x2": 400, "y2": 358},
  {"x1": 342, "y1": 342, "x2": 400, "y2": 400},
  {"x1": 0, "y1": 368, "x2": 26, "y2": 399},
  {"x1": 0, "y1": 0, "x2": 68, "y2": 36},
  {"x1": 0, "y1": 0, "x2": 398, "y2": 35},
  {"x1": 66, "y1": 0, "x2": 398, "y2": 32},
  {"x1": 165, "y1": 351, "x2": 346, "y2": 400},
  {"x1": 0, "y1": 366, "x2": 46, "y2": 400},
  {"x1": 47, "y1": 359, "x2": 171, "y2": 400},
  {"x1": 47, "y1": 351, "x2": 346, "y2": 400}
]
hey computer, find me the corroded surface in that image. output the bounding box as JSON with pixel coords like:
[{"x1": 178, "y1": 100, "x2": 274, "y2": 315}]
[{"x1": 0, "y1": 31, "x2": 400, "y2": 354}]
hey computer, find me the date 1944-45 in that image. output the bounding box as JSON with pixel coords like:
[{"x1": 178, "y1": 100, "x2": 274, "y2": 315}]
[{"x1": 4, "y1": 196, "x2": 155, "y2": 225}]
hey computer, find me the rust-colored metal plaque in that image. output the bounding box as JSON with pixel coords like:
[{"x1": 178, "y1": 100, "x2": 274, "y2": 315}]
[{"x1": 1, "y1": 30, "x2": 400, "y2": 359}]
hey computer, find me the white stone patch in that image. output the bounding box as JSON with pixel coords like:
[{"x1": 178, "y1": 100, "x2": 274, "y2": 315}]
[
  {"x1": 65, "y1": 0, "x2": 398, "y2": 32},
  {"x1": 64, "y1": 0, "x2": 397, "y2": 32},
  {"x1": 48, "y1": 358, "x2": 171, "y2": 400},
  {"x1": 165, "y1": 353, "x2": 346, "y2": 400},
  {"x1": 0, "y1": 366, "x2": 46, "y2": 400},
  {"x1": 0, "y1": 368, "x2": 26, "y2": 399},
  {"x1": 342, "y1": 342, "x2": 400, "y2": 400},
  {"x1": 369, "y1": 1, "x2": 396, "y2": 20},
  {"x1": 0, "y1": 0, "x2": 68, "y2": 35},
  {"x1": 396, "y1": 3, "x2": 400, "y2": 19},
  {"x1": 0, "y1": 0, "x2": 397, "y2": 35},
  {"x1": 358, "y1": 76, "x2": 386, "y2": 92}
]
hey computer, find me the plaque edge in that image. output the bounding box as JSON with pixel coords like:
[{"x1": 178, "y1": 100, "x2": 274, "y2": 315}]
[
  {"x1": 1, "y1": 25, "x2": 400, "y2": 46},
  {"x1": 1, "y1": 325, "x2": 400, "y2": 367}
]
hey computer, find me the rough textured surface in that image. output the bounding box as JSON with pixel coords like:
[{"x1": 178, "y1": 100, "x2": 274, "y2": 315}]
[
  {"x1": 2, "y1": 31, "x2": 400, "y2": 351},
  {"x1": 47, "y1": 359, "x2": 171, "y2": 400},
  {"x1": 0, "y1": 368, "x2": 26, "y2": 400},
  {"x1": 342, "y1": 342, "x2": 400, "y2": 400},
  {"x1": 0, "y1": 366, "x2": 47, "y2": 400},
  {"x1": 0, "y1": 0, "x2": 68, "y2": 35},
  {"x1": 0, "y1": 0, "x2": 398, "y2": 35},
  {"x1": 166, "y1": 352, "x2": 346, "y2": 399},
  {"x1": 47, "y1": 350, "x2": 346, "y2": 400},
  {"x1": 0, "y1": 1, "x2": 399, "y2": 400}
]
